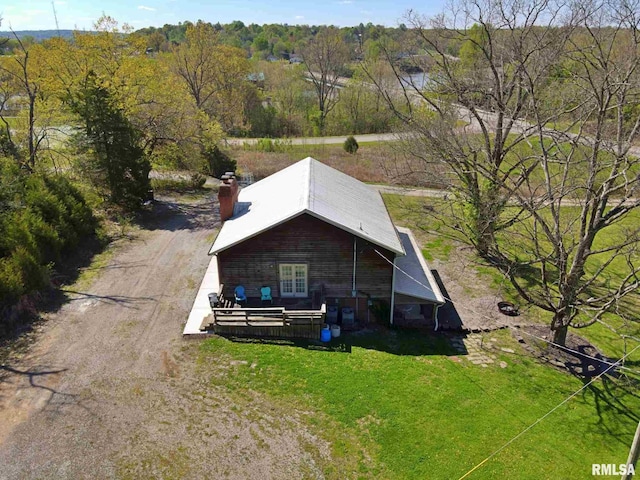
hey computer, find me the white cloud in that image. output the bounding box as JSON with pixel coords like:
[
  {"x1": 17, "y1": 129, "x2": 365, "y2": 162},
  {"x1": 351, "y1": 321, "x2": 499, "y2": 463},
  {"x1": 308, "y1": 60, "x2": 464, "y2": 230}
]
[
  {"x1": 54, "y1": 1, "x2": 67, "y2": 5},
  {"x1": 138, "y1": 5, "x2": 156, "y2": 11},
  {"x1": 338, "y1": 0, "x2": 353, "y2": 4},
  {"x1": 295, "y1": 15, "x2": 304, "y2": 19}
]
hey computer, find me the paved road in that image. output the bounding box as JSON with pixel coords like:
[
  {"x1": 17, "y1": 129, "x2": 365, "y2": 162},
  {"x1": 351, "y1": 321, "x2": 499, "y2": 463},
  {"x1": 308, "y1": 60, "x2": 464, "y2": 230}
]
[
  {"x1": 224, "y1": 132, "x2": 402, "y2": 146},
  {"x1": 371, "y1": 184, "x2": 447, "y2": 198}
]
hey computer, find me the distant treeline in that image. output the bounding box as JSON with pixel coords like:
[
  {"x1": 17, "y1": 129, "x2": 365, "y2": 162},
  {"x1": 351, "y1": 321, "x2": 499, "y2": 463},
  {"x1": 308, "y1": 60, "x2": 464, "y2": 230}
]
[
  {"x1": 0, "y1": 30, "x2": 76, "y2": 54},
  {"x1": 132, "y1": 21, "x2": 462, "y2": 59},
  {"x1": 0, "y1": 22, "x2": 463, "y2": 59},
  {"x1": 0, "y1": 30, "x2": 76, "y2": 40}
]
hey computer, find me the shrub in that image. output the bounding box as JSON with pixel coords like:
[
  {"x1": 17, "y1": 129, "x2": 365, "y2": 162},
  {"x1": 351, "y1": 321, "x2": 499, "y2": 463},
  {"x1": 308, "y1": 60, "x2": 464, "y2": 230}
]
[
  {"x1": 150, "y1": 174, "x2": 207, "y2": 192},
  {"x1": 343, "y1": 135, "x2": 359, "y2": 154},
  {"x1": 205, "y1": 146, "x2": 237, "y2": 178},
  {"x1": 191, "y1": 173, "x2": 206, "y2": 189},
  {"x1": 256, "y1": 138, "x2": 276, "y2": 152},
  {"x1": 246, "y1": 138, "x2": 291, "y2": 153},
  {"x1": 43, "y1": 176, "x2": 96, "y2": 239},
  {"x1": 0, "y1": 168, "x2": 97, "y2": 310},
  {"x1": 12, "y1": 247, "x2": 49, "y2": 293},
  {"x1": 0, "y1": 256, "x2": 24, "y2": 304}
]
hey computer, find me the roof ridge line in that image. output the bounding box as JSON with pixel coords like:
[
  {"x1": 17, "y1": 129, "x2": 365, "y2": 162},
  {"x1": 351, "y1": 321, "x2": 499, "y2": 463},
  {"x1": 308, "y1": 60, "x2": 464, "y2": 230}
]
[{"x1": 304, "y1": 157, "x2": 312, "y2": 211}]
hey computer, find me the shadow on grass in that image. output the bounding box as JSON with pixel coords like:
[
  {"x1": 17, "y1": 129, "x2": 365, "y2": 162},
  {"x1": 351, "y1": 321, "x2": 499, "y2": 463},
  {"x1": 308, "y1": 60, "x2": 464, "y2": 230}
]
[
  {"x1": 218, "y1": 327, "x2": 459, "y2": 357},
  {"x1": 582, "y1": 375, "x2": 640, "y2": 445}
]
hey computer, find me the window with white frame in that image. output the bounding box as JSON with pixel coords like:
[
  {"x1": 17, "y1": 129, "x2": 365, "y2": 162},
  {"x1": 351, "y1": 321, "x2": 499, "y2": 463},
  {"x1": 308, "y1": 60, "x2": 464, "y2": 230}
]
[{"x1": 279, "y1": 263, "x2": 308, "y2": 297}]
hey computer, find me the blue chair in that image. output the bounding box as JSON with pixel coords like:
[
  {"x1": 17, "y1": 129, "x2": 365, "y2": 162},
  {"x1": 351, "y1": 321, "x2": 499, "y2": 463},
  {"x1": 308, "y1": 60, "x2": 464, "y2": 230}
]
[
  {"x1": 234, "y1": 285, "x2": 247, "y2": 306},
  {"x1": 260, "y1": 286, "x2": 272, "y2": 306}
]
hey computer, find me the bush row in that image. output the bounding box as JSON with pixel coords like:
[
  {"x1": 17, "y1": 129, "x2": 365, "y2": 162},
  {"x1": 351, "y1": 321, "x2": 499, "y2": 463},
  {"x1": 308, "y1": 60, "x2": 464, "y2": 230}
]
[
  {"x1": 0, "y1": 159, "x2": 97, "y2": 308},
  {"x1": 150, "y1": 173, "x2": 206, "y2": 192}
]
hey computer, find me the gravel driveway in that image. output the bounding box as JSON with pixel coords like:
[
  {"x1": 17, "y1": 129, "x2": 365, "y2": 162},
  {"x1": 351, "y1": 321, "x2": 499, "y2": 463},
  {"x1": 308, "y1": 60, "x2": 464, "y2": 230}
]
[{"x1": 0, "y1": 195, "x2": 328, "y2": 479}]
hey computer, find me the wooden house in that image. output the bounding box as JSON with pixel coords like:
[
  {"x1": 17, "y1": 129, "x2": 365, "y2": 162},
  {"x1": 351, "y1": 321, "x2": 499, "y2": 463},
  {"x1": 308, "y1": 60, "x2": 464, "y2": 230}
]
[{"x1": 183, "y1": 157, "x2": 445, "y2": 338}]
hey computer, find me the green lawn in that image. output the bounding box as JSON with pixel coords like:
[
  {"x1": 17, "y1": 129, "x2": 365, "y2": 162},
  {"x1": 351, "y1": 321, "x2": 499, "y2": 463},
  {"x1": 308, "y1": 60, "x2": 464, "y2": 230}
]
[
  {"x1": 383, "y1": 194, "x2": 640, "y2": 362},
  {"x1": 197, "y1": 191, "x2": 639, "y2": 479},
  {"x1": 1, "y1": 116, "x2": 20, "y2": 128},
  {"x1": 200, "y1": 329, "x2": 639, "y2": 479}
]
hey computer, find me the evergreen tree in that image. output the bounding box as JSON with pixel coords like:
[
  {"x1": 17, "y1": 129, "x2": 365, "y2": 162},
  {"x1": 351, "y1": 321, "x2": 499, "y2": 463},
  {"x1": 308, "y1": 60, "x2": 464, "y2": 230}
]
[{"x1": 68, "y1": 72, "x2": 151, "y2": 209}]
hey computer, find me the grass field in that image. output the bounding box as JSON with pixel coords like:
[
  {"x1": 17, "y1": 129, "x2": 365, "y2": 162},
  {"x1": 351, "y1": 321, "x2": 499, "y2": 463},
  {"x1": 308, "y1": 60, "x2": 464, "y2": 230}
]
[
  {"x1": 230, "y1": 142, "x2": 448, "y2": 188},
  {"x1": 200, "y1": 328, "x2": 639, "y2": 479},
  {"x1": 196, "y1": 191, "x2": 639, "y2": 479}
]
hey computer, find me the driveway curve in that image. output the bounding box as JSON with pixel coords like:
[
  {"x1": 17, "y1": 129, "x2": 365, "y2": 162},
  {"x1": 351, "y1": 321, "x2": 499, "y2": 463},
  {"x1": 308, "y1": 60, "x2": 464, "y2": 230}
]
[{"x1": 0, "y1": 195, "x2": 329, "y2": 480}]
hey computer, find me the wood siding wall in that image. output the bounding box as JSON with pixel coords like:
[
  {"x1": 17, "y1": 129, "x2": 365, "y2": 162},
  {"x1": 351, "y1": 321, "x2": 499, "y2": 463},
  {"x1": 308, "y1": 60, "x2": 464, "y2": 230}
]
[{"x1": 217, "y1": 213, "x2": 394, "y2": 304}]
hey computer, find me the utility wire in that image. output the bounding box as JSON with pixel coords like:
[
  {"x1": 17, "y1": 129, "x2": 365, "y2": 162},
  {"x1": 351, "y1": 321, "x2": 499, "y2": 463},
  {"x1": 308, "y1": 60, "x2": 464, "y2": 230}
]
[
  {"x1": 519, "y1": 329, "x2": 640, "y2": 376},
  {"x1": 374, "y1": 249, "x2": 640, "y2": 372},
  {"x1": 374, "y1": 247, "x2": 640, "y2": 478},
  {"x1": 456, "y1": 343, "x2": 640, "y2": 480}
]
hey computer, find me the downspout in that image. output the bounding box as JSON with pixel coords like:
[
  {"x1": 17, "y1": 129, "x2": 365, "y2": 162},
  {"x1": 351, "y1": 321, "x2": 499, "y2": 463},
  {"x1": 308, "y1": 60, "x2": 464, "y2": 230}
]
[
  {"x1": 352, "y1": 237, "x2": 358, "y2": 318},
  {"x1": 352, "y1": 237, "x2": 357, "y2": 294},
  {"x1": 433, "y1": 304, "x2": 440, "y2": 332},
  {"x1": 390, "y1": 254, "x2": 396, "y2": 326}
]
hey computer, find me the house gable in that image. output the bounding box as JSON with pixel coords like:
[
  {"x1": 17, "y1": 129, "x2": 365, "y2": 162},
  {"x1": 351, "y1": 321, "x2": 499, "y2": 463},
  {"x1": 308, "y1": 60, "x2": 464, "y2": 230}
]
[
  {"x1": 209, "y1": 157, "x2": 404, "y2": 256},
  {"x1": 217, "y1": 213, "x2": 394, "y2": 301}
]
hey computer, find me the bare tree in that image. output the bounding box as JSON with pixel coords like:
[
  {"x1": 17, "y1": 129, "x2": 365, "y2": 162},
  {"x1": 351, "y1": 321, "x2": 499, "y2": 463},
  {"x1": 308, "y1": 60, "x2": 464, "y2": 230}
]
[
  {"x1": 364, "y1": 0, "x2": 576, "y2": 258},
  {"x1": 0, "y1": 29, "x2": 42, "y2": 171},
  {"x1": 300, "y1": 27, "x2": 350, "y2": 133},
  {"x1": 494, "y1": 0, "x2": 640, "y2": 345},
  {"x1": 370, "y1": 0, "x2": 640, "y2": 345}
]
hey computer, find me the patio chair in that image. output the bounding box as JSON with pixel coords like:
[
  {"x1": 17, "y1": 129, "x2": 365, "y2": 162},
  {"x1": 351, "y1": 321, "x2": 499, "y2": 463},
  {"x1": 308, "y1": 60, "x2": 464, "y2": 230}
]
[
  {"x1": 234, "y1": 285, "x2": 247, "y2": 306},
  {"x1": 260, "y1": 286, "x2": 272, "y2": 306}
]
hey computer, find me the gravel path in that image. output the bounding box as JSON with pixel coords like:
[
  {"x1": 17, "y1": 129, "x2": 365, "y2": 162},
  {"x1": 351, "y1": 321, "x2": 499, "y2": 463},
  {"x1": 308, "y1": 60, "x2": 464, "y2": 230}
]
[{"x1": 0, "y1": 195, "x2": 328, "y2": 479}]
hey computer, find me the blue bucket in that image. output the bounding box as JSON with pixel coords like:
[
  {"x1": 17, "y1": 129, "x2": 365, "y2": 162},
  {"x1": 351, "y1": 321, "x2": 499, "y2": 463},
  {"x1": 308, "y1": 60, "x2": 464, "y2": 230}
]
[{"x1": 320, "y1": 326, "x2": 331, "y2": 342}]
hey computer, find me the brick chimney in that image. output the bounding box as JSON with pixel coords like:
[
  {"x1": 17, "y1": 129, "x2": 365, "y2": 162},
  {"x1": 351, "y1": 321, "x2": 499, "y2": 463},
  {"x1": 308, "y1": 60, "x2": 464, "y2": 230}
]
[{"x1": 218, "y1": 173, "x2": 239, "y2": 222}]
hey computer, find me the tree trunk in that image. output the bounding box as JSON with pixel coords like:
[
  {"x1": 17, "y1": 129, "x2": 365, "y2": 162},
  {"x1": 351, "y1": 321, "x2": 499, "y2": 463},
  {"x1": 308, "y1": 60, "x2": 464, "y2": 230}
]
[
  {"x1": 551, "y1": 314, "x2": 569, "y2": 346},
  {"x1": 475, "y1": 226, "x2": 494, "y2": 259},
  {"x1": 474, "y1": 208, "x2": 497, "y2": 259}
]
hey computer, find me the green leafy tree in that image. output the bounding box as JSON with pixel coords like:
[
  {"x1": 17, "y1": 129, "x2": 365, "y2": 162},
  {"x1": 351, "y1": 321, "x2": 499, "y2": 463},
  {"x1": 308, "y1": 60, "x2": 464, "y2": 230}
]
[
  {"x1": 300, "y1": 27, "x2": 350, "y2": 134},
  {"x1": 170, "y1": 21, "x2": 252, "y2": 133},
  {"x1": 68, "y1": 72, "x2": 151, "y2": 209}
]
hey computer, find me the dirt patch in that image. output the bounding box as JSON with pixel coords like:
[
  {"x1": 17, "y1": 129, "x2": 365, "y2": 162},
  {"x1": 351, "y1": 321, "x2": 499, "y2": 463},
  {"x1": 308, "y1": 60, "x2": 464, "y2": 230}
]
[
  {"x1": 0, "y1": 194, "x2": 332, "y2": 479},
  {"x1": 429, "y1": 247, "x2": 528, "y2": 333},
  {"x1": 514, "y1": 325, "x2": 619, "y2": 379}
]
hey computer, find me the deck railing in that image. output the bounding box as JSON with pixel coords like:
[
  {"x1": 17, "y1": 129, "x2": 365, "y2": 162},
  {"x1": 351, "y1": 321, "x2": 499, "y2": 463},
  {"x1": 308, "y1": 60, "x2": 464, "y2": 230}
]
[{"x1": 200, "y1": 303, "x2": 326, "y2": 339}]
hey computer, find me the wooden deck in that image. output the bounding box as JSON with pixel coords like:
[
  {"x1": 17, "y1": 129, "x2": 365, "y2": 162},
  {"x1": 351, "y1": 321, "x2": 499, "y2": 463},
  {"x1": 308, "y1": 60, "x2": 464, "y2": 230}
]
[{"x1": 200, "y1": 304, "x2": 326, "y2": 340}]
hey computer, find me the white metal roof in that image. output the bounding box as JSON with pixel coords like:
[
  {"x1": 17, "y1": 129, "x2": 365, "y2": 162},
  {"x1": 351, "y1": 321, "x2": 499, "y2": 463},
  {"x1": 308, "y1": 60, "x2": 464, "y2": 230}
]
[
  {"x1": 394, "y1": 227, "x2": 446, "y2": 304},
  {"x1": 209, "y1": 157, "x2": 405, "y2": 255}
]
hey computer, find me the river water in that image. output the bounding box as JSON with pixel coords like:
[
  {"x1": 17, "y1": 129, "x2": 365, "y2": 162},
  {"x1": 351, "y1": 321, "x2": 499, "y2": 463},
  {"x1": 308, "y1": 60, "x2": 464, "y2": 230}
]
[{"x1": 400, "y1": 72, "x2": 430, "y2": 89}]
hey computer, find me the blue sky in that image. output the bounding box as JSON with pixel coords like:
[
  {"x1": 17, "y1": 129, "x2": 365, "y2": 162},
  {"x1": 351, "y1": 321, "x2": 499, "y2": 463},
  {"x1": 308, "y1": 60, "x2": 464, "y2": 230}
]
[{"x1": 1, "y1": 0, "x2": 445, "y2": 31}]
